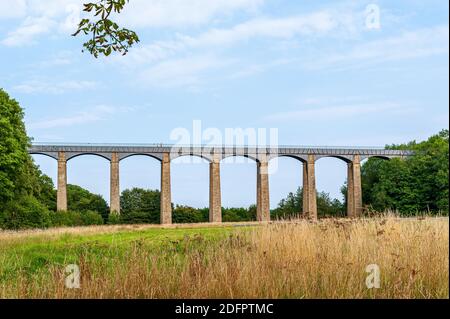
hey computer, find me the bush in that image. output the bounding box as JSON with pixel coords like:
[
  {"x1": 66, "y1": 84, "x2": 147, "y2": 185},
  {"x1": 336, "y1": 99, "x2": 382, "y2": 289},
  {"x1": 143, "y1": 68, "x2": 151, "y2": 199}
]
[
  {"x1": 81, "y1": 210, "x2": 104, "y2": 225},
  {"x1": 223, "y1": 207, "x2": 255, "y2": 222},
  {"x1": 0, "y1": 195, "x2": 51, "y2": 230},
  {"x1": 50, "y1": 211, "x2": 81, "y2": 227},
  {"x1": 49, "y1": 210, "x2": 104, "y2": 227},
  {"x1": 119, "y1": 211, "x2": 158, "y2": 224},
  {"x1": 173, "y1": 205, "x2": 207, "y2": 223},
  {"x1": 107, "y1": 212, "x2": 121, "y2": 224}
]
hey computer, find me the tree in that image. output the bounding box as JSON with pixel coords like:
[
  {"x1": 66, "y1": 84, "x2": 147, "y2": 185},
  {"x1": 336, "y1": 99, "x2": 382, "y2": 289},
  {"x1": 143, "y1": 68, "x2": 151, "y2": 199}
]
[
  {"x1": 67, "y1": 184, "x2": 109, "y2": 221},
  {"x1": 271, "y1": 187, "x2": 345, "y2": 219},
  {"x1": 120, "y1": 188, "x2": 161, "y2": 223},
  {"x1": 361, "y1": 130, "x2": 449, "y2": 215},
  {"x1": 0, "y1": 88, "x2": 34, "y2": 209},
  {"x1": 222, "y1": 206, "x2": 255, "y2": 222},
  {"x1": 173, "y1": 205, "x2": 207, "y2": 223},
  {"x1": 73, "y1": 0, "x2": 139, "y2": 58},
  {"x1": 32, "y1": 167, "x2": 57, "y2": 212}
]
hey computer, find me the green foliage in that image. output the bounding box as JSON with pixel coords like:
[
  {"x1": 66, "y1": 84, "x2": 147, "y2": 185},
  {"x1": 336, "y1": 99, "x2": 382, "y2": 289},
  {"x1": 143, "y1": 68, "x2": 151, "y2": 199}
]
[
  {"x1": 271, "y1": 187, "x2": 345, "y2": 219},
  {"x1": 222, "y1": 206, "x2": 256, "y2": 222},
  {"x1": 49, "y1": 210, "x2": 104, "y2": 227},
  {"x1": 0, "y1": 195, "x2": 51, "y2": 230},
  {"x1": 362, "y1": 130, "x2": 449, "y2": 215},
  {"x1": 34, "y1": 172, "x2": 57, "y2": 211},
  {"x1": 67, "y1": 184, "x2": 109, "y2": 221},
  {"x1": 120, "y1": 188, "x2": 161, "y2": 223},
  {"x1": 0, "y1": 89, "x2": 32, "y2": 208},
  {"x1": 107, "y1": 212, "x2": 121, "y2": 224},
  {"x1": 72, "y1": 0, "x2": 139, "y2": 58},
  {"x1": 173, "y1": 205, "x2": 208, "y2": 223}
]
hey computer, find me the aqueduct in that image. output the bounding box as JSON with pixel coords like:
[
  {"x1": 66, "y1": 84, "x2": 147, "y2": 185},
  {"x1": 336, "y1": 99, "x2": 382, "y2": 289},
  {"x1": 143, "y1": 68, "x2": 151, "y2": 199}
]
[{"x1": 29, "y1": 143, "x2": 412, "y2": 223}]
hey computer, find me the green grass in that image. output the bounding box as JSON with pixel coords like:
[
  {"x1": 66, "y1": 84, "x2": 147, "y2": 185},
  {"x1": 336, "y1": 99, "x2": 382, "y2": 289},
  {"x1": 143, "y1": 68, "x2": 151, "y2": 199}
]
[{"x1": 0, "y1": 226, "x2": 241, "y2": 281}]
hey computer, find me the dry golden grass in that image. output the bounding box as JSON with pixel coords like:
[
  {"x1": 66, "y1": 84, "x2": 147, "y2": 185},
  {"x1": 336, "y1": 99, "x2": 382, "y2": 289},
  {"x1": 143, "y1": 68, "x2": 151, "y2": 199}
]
[{"x1": 0, "y1": 217, "x2": 448, "y2": 298}]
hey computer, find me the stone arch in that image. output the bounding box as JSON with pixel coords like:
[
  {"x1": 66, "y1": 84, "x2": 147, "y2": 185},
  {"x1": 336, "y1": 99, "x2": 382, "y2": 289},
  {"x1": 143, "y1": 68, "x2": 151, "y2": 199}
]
[
  {"x1": 64, "y1": 153, "x2": 111, "y2": 211},
  {"x1": 268, "y1": 154, "x2": 307, "y2": 163},
  {"x1": 220, "y1": 153, "x2": 259, "y2": 163},
  {"x1": 170, "y1": 153, "x2": 213, "y2": 163},
  {"x1": 29, "y1": 152, "x2": 58, "y2": 161},
  {"x1": 220, "y1": 155, "x2": 258, "y2": 219},
  {"x1": 365, "y1": 155, "x2": 392, "y2": 161},
  {"x1": 66, "y1": 152, "x2": 112, "y2": 162},
  {"x1": 170, "y1": 154, "x2": 210, "y2": 210},
  {"x1": 267, "y1": 155, "x2": 306, "y2": 218},
  {"x1": 315, "y1": 155, "x2": 352, "y2": 163},
  {"x1": 313, "y1": 155, "x2": 348, "y2": 217},
  {"x1": 119, "y1": 153, "x2": 162, "y2": 162}
]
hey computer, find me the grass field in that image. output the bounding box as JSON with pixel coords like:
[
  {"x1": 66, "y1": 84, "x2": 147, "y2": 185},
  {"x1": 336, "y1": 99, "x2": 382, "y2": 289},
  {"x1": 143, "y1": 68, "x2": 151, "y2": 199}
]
[{"x1": 0, "y1": 217, "x2": 448, "y2": 298}]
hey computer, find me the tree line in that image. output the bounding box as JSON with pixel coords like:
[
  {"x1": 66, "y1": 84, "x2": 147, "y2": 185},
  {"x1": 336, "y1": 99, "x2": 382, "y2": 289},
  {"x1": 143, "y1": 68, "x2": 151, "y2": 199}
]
[{"x1": 0, "y1": 88, "x2": 448, "y2": 229}]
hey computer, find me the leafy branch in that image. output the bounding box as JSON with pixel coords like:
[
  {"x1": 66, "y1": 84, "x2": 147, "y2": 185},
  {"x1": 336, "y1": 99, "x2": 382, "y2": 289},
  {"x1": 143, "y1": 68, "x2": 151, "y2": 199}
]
[{"x1": 72, "y1": 0, "x2": 140, "y2": 58}]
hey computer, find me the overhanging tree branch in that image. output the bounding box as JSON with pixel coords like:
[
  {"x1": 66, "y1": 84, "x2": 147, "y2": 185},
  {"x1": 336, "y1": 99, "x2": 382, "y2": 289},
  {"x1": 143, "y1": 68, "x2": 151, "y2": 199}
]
[{"x1": 72, "y1": 0, "x2": 140, "y2": 58}]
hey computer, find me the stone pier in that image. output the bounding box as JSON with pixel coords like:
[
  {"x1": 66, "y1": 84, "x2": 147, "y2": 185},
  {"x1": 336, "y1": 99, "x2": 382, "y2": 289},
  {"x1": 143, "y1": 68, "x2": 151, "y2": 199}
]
[
  {"x1": 160, "y1": 153, "x2": 172, "y2": 224},
  {"x1": 304, "y1": 155, "x2": 317, "y2": 219},
  {"x1": 302, "y1": 162, "x2": 308, "y2": 216},
  {"x1": 209, "y1": 156, "x2": 222, "y2": 222},
  {"x1": 110, "y1": 152, "x2": 120, "y2": 214},
  {"x1": 57, "y1": 151, "x2": 67, "y2": 211},
  {"x1": 347, "y1": 162, "x2": 354, "y2": 217},
  {"x1": 257, "y1": 160, "x2": 270, "y2": 221},
  {"x1": 347, "y1": 154, "x2": 362, "y2": 217}
]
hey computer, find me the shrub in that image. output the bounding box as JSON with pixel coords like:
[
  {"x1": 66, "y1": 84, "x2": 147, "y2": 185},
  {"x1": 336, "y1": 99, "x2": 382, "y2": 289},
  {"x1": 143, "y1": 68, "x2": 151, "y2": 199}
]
[
  {"x1": 172, "y1": 205, "x2": 206, "y2": 223},
  {"x1": 49, "y1": 210, "x2": 104, "y2": 227},
  {"x1": 107, "y1": 212, "x2": 121, "y2": 225},
  {"x1": 0, "y1": 195, "x2": 51, "y2": 230},
  {"x1": 81, "y1": 210, "x2": 104, "y2": 225},
  {"x1": 50, "y1": 211, "x2": 81, "y2": 227},
  {"x1": 119, "y1": 211, "x2": 158, "y2": 224}
]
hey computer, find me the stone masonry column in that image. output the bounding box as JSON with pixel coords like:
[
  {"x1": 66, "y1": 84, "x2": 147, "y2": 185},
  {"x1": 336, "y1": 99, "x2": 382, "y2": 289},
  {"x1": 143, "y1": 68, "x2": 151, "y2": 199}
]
[
  {"x1": 160, "y1": 153, "x2": 172, "y2": 224},
  {"x1": 57, "y1": 151, "x2": 67, "y2": 211},
  {"x1": 256, "y1": 160, "x2": 270, "y2": 221},
  {"x1": 110, "y1": 152, "x2": 120, "y2": 214},
  {"x1": 347, "y1": 162, "x2": 355, "y2": 217},
  {"x1": 302, "y1": 161, "x2": 309, "y2": 216},
  {"x1": 352, "y1": 154, "x2": 363, "y2": 217},
  {"x1": 306, "y1": 155, "x2": 317, "y2": 219},
  {"x1": 209, "y1": 156, "x2": 222, "y2": 223}
]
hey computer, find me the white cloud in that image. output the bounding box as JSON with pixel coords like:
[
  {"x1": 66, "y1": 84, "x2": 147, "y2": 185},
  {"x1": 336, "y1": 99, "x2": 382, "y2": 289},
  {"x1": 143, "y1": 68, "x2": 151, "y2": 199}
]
[
  {"x1": 180, "y1": 11, "x2": 338, "y2": 47},
  {"x1": 12, "y1": 79, "x2": 97, "y2": 94},
  {"x1": 121, "y1": 10, "x2": 344, "y2": 67},
  {"x1": 35, "y1": 50, "x2": 74, "y2": 68},
  {"x1": 1, "y1": 16, "x2": 55, "y2": 46},
  {"x1": 1, "y1": 0, "x2": 82, "y2": 46},
  {"x1": 139, "y1": 55, "x2": 234, "y2": 88},
  {"x1": 229, "y1": 58, "x2": 295, "y2": 78},
  {"x1": 115, "y1": 9, "x2": 361, "y2": 88},
  {"x1": 28, "y1": 105, "x2": 131, "y2": 129},
  {"x1": 0, "y1": 0, "x2": 27, "y2": 19},
  {"x1": 1, "y1": 0, "x2": 262, "y2": 46},
  {"x1": 263, "y1": 101, "x2": 418, "y2": 122},
  {"x1": 308, "y1": 25, "x2": 449, "y2": 70},
  {"x1": 119, "y1": 0, "x2": 264, "y2": 28}
]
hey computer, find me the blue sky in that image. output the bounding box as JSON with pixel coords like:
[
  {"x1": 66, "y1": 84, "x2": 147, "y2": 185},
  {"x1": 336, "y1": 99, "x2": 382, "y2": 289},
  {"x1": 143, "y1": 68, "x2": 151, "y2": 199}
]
[{"x1": 1, "y1": 0, "x2": 448, "y2": 208}]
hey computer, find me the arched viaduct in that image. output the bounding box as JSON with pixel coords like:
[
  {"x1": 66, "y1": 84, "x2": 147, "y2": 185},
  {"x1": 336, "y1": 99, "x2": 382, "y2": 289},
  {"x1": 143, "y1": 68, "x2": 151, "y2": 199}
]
[{"x1": 29, "y1": 143, "x2": 412, "y2": 224}]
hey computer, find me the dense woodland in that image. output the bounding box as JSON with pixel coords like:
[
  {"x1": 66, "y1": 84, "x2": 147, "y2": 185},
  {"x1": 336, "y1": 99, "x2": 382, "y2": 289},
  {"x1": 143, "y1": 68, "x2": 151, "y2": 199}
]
[{"x1": 0, "y1": 88, "x2": 448, "y2": 229}]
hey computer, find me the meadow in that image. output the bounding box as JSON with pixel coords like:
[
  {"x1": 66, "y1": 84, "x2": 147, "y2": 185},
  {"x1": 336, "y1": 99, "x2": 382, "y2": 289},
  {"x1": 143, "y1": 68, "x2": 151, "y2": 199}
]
[{"x1": 0, "y1": 217, "x2": 448, "y2": 298}]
